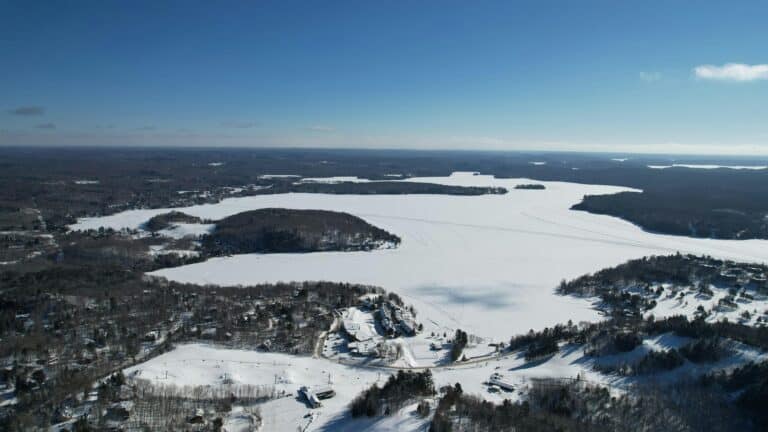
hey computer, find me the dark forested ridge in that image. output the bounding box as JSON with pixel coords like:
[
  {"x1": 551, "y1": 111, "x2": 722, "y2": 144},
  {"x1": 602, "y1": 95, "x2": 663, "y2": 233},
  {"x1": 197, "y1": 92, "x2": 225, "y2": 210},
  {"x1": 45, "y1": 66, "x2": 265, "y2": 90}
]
[
  {"x1": 572, "y1": 190, "x2": 768, "y2": 239},
  {"x1": 201, "y1": 208, "x2": 400, "y2": 255},
  {"x1": 2, "y1": 147, "x2": 768, "y2": 239},
  {"x1": 291, "y1": 181, "x2": 506, "y2": 195}
]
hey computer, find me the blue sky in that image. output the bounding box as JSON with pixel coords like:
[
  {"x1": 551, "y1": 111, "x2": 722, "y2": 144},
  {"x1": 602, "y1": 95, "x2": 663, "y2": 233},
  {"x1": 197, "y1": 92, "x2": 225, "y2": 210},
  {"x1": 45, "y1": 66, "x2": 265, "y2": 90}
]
[{"x1": 2, "y1": 1, "x2": 768, "y2": 154}]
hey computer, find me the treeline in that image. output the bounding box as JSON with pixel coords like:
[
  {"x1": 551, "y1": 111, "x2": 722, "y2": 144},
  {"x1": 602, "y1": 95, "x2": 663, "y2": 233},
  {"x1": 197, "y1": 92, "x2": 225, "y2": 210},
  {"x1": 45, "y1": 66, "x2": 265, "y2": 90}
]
[
  {"x1": 450, "y1": 329, "x2": 468, "y2": 362},
  {"x1": 703, "y1": 360, "x2": 768, "y2": 429},
  {"x1": 514, "y1": 183, "x2": 545, "y2": 190},
  {"x1": 4, "y1": 147, "x2": 768, "y2": 241},
  {"x1": 349, "y1": 370, "x2": 436, "y2": 417},
  {"x1": 57, "y1": 230, "x2": 206, "y2": 272},
  {"x1": 429, "y1": 378, "x2": 748, "y2": 432},
  {"x1": 290, "y1": 181, "x2": 507, "y2": 195},
  {"x1": 0, "y1": 147, "x2": 514, "y2": 231},
  {"x1": 502, "y1": 313, "x2": 765, "y2": 378},
  {"x1": 509, "y1": 322, "x2": 578, "y2": 361},
  {"x1": 127, "y1": 380, "x2": 268, "y2": 431},
  {"x1": 645, "y1": 314, "x2": 768, "y2": 351},
  {"x1": 559, "y1": 254, "x2": 711, "y2": 297},
  {"x1": 612, "y1": 315, "x2": 764, "y2": 376},
  {"x1": 572, "y1": 188, "x2": 768, "y2": 240},
  {"x1": 430, "y1": 382, "x2": 595, "y2": 432}
]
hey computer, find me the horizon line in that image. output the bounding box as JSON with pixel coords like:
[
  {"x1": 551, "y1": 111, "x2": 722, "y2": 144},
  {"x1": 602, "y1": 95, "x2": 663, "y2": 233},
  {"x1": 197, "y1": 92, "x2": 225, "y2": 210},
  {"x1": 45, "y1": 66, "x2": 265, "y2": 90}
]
[{"x1": 2, "y1": 144, "x2": 768, "y2": 159}]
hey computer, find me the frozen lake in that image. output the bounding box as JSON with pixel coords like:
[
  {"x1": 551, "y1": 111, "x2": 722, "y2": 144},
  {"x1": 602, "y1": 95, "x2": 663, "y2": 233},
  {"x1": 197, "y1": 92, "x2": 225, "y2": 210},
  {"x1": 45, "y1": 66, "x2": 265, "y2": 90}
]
[{"x1": 72, "y1": 173, "x2": 768, "y2": 340}]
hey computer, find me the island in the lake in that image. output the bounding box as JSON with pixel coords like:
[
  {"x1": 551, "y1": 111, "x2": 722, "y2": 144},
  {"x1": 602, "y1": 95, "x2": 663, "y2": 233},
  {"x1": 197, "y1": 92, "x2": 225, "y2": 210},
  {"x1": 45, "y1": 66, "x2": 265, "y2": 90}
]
[
  {"x1": 200, "y1": 208, "x2": 401, "y2": 255},
  {"x1": 514, "y1": 183, "x2": 546, "y2": 190}
]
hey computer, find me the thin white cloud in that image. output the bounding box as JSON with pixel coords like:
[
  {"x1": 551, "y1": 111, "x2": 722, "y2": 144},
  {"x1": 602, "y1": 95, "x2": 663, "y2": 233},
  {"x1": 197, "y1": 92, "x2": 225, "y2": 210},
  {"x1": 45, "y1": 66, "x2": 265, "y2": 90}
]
[
  {"x1": 694, "y1": 63, "x2": 768, "y2": 82},
  {"x1": 639, "y1": 71, "x2": 662, "y2": 82}
]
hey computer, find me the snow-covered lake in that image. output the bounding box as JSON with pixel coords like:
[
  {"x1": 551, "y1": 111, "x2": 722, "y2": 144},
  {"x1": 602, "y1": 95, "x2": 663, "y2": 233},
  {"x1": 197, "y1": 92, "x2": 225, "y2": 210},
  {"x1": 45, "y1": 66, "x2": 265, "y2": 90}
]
[
  {"x1": 647, "y1": 164, "x2": 767, "y2": 170},
  {"x1": 72, "y1": 172, "x2": 768, "y2": 340}
]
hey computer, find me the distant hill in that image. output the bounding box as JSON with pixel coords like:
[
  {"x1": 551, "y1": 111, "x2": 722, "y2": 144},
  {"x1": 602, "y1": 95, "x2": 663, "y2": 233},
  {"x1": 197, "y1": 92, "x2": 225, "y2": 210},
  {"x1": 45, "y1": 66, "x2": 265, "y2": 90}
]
[{"x1": 572, "y1": 190, "x2": 768, "y2": 239}]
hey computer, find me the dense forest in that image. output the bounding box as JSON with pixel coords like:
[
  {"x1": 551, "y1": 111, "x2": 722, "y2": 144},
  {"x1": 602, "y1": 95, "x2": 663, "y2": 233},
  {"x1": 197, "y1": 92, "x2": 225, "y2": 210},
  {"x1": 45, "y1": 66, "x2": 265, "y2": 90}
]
[
  {"x1": 514, "y1": 183, "x2": 546, "y2": 190},
  {"x1": 291, "y1": 181, "x2": 506, "y2": 195},
  {"x1": 200, "y1": 208, "x2": 400, "y2": 255},
  {"x1": 449, "y1": 329, "x2": 468, "y2": 362},
  {"x1": 423, "y1": 377, "x2": 745, "y2": 432},
  {"x1": 2, "y1": 147, "x2": 768, "y2": 238},
  {"x1": 494, "y1": 315, "x2": 767, "y2": 431},
  {"x1": 349, "y1": 370, "x2": 436, "y2": 417},
  {"x1": 572, "y1": 190, "x2": 768, "y2": 239},
  {"x1": 144, "y1": 211, "x2": 203, "y2": 232}
]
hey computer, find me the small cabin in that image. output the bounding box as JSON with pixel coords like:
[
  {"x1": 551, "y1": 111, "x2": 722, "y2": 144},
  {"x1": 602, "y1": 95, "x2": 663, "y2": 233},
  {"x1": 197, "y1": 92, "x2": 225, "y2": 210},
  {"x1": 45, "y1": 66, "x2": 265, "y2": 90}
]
[{"x1": 299, "y1": 386, "x2": 322, "y2": 408}]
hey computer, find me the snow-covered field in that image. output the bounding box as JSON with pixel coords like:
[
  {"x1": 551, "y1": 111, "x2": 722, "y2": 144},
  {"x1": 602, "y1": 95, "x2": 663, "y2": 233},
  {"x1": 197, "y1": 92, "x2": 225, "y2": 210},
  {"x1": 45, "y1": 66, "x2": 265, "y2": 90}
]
[
  {"x1": 71, "y1": 172, "x2": 768, "y2": 341},
  {"x1": 125, "y1": 344, "x2": 415, "y2": 431},
  {"x1": 123, "y1": 343, "x2": 582, "y2": 431},
  {"x1": 126, "y1": 337, "x2": 767, "y2": 431}
]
